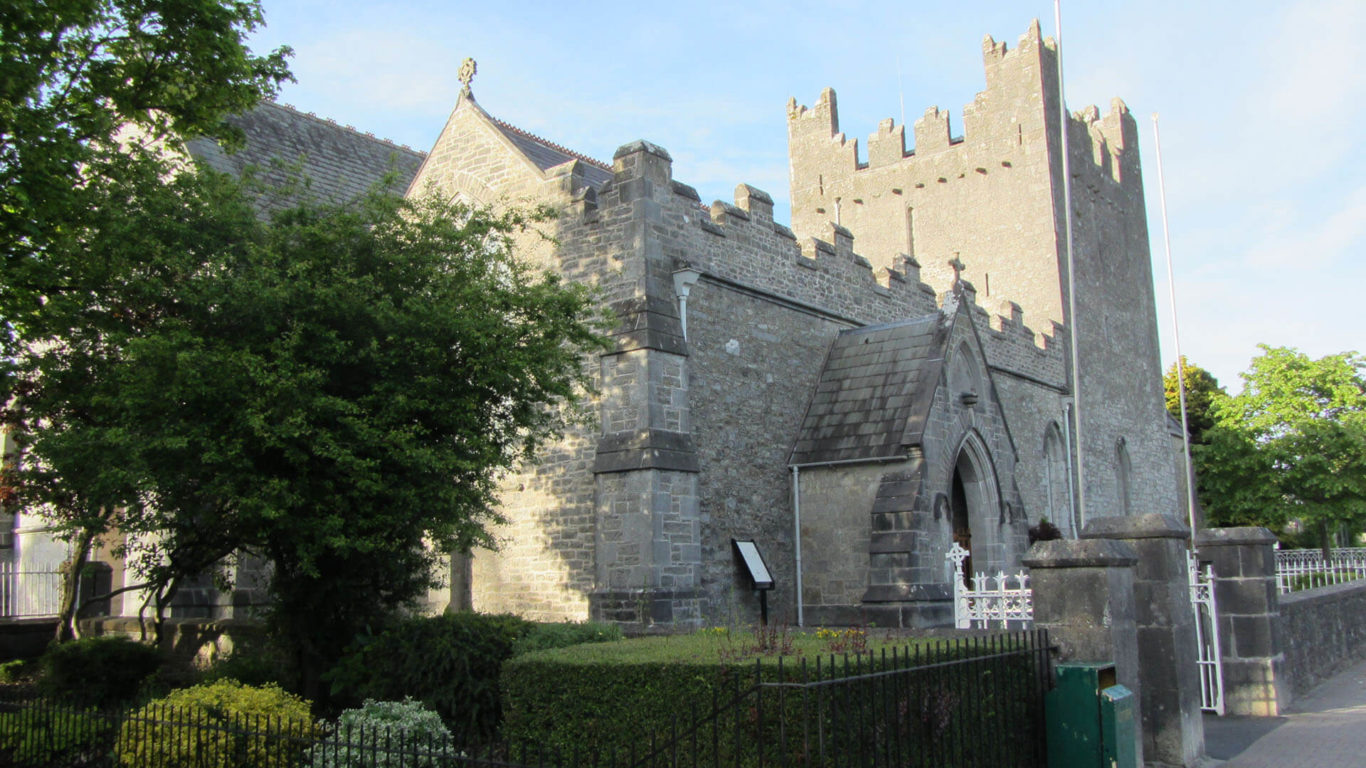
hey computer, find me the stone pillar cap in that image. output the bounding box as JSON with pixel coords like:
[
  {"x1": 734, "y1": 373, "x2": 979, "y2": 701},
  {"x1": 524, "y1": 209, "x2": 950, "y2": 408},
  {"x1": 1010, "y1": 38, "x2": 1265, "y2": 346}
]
[
  {"x1": 1195, "y1": 526, "x2": 1277, "y2": 547},
  {"x1": 1023, "y1": 538, "x2": 1138, "y2": 569},
  {"x1": 613, "y1": 140, "x2": 672, "y2": 162},
  {"x1": 1081, "y1": 513, "x2": 1191, "y2": 540}
]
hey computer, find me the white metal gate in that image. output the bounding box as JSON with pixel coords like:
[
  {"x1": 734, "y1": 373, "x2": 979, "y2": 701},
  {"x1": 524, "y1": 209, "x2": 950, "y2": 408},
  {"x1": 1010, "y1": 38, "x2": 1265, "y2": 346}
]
[
  {"x1": 947, "y1": 543, "x2": 1033, "y2": 629},
  {"x1": 1188, "y1": 551, "x2": 1224, "y2": 714}
]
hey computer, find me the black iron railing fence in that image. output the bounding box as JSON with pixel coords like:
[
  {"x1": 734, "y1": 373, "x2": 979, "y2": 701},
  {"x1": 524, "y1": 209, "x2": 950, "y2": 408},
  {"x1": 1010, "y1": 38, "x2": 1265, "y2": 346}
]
[{"x1": 0, "y1": 630, "x2": 1053, "y2": 768}]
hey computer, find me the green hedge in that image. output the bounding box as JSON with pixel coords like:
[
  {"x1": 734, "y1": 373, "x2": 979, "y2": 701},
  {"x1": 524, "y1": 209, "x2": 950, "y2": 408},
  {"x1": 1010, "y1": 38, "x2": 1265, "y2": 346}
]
[
  {"x1": 502, "y1": 632, "x2": 1036, "y2": 766},
  {"x1": 39, "y1": 636, "x2": 162, "y2": 709},
  {"x1": 325, "y1": 613, "x2": 621, "y2": 743},
  {"x1": 0, "y1": 706, "x2": 115, "y2": 767},
  {"x1": 325, "y1": 613, "x2": 530, "y2": 742}
]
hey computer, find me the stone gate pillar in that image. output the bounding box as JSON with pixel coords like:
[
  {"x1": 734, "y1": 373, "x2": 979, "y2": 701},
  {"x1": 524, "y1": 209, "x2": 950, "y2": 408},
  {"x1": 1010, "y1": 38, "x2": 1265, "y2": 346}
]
[
  {"x1": 1023, "y1": 538, "x2": 1143, "y2": 765},
  {"x1": 1084, "y1": 514, "x2": 1205, "y2": 767},
  {"x1": 1195, "y1": 527, "x2": 1287, "y2": 716}
]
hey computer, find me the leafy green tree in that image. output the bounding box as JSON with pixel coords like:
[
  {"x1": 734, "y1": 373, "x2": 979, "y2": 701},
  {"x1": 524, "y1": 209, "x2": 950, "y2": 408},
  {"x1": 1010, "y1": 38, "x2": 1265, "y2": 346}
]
[
  {"x1": 1, "y1": 0, "x2": 290, "y2": 636},
  {"x1": 4, "y1": 164, "x2": 608, "y2": 694},
  {"x1": 1163, "y1": 356, "x2": 1227, "y2": 444},
  {"x1": 1195, "y1": 346, "x2": 1366, "y2": 548},
  {"x1": 0, "y1": 0, "x2": 291, "y2": 298}
]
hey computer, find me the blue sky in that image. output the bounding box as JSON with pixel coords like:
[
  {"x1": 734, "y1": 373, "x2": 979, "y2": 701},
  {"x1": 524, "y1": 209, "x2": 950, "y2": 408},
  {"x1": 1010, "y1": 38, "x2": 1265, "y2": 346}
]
[{"x1": 248, "y1": 0, "x2": 1364, "y2": 391}]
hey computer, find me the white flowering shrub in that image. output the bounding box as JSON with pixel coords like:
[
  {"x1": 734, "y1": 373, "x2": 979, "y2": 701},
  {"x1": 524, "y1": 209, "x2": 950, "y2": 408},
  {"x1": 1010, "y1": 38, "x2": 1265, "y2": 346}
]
[{"x1": 309, "y1": 698, "x2": 455, "y2": 768}]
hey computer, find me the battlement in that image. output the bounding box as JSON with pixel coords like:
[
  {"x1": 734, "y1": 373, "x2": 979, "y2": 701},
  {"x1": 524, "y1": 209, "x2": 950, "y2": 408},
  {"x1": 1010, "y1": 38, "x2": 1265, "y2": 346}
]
[
  {"x1": 590, "y1": 141, "x2": 1061, "y2": 371},
  {"x1": 787, "y1": 21, "x2": 1137, "y2": 185},
  {"x1": 785, "y1": 21, "x2": 1148, "y2": 334}
]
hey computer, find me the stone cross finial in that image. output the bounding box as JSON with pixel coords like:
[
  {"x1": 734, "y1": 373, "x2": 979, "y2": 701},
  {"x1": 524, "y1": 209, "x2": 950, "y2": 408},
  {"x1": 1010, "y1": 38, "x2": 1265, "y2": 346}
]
[
  {"x1": 948, "y1": 253, "x2": 966, "y2": 283},
  {"x1": 458, "y1": 58, "x2": 477, "y2": 94}
]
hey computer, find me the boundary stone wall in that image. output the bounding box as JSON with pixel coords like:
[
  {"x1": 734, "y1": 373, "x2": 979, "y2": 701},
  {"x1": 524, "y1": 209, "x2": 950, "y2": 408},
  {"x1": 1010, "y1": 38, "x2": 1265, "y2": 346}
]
[{"x1": 1279, "y1": 580, "x2": 1366, "y2": 697}]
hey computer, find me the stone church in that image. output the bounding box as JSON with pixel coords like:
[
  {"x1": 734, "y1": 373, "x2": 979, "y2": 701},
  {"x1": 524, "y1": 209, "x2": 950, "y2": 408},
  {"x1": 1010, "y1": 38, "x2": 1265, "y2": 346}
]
[
  {"x1": 405, "y1": 20, "x2": 1178, "y2": 629},
  {"x1": 6, "y1": 22, "x2": 1181, "y2": 630}
]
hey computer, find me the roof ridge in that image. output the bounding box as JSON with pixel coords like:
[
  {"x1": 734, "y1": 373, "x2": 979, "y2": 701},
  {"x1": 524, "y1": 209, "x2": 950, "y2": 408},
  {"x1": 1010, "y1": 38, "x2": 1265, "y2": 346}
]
[
  {"x1": 488, "y1": 115, "x2": 610, "y2": 171},
  {"x1": 267, "y1": 99, "x2": 426, "y2": 157}
]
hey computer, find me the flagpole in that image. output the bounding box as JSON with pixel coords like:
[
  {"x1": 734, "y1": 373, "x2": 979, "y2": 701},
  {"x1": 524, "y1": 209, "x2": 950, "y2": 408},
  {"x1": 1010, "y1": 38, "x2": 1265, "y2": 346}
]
[
  {"x1": 1151, "y1": 114, "x2": 1200, "y2": 546},
  {"x1": 1055, "y1": 0, "x2": 1087, "y2": 526}
]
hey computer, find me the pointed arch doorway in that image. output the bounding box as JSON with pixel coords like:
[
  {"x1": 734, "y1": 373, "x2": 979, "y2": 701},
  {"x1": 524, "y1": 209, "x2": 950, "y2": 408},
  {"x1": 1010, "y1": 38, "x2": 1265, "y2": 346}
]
[
  {"x1": 951, "y1": 462, "x2": 972, "y2": 583},
  {"x1": 949, "y1": 433, "x2": 1002, "y2": 585}
]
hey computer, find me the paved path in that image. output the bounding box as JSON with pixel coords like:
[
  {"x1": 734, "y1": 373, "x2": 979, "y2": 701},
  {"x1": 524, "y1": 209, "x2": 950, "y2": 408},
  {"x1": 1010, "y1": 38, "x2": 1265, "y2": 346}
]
[{"x1": 1203, "y1": 656, "x2": 1366, "y2": 767}]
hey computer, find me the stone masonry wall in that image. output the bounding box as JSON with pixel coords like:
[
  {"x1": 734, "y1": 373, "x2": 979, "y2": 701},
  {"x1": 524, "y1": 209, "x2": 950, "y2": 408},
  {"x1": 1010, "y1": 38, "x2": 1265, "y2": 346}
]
[
  {"x1": 623, "y1": 151, "x2": 1062, "y2": 625},
  {"x1": 797, "y1": 462, "x2": 890, "y2": 611},
  {"x1": 1279, "y1": 581, "x2": 1366, "y2": 697},
  {"x1": 685, "y1": 276, "x2": 849, "y2": 624},
  {"x1": 410, "y1": 97, "x2": 623, "y2": 621}
]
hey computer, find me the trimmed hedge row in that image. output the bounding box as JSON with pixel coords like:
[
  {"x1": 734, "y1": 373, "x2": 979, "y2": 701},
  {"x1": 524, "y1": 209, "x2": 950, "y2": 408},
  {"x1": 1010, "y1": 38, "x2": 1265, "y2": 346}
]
[
  {"x1": 501, "y1": 632, "x2": 1037, "y2": 763},
  {"x1": 324, "y1": 613, "x2": 622, "y2": 742}
]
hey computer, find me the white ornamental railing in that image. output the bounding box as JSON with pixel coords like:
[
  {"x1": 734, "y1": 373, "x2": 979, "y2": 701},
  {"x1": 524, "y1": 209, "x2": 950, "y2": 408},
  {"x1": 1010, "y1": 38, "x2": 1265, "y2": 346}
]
[
  {"x1": 1275, "y1": 546, "x2": 1366, "y2": 594},
  {"x1": 0, "y1": 562, "x2": 64, "y2": 618},
  {"x1": 946, "y1": 543, "x2": 1033, "y2": 629}
]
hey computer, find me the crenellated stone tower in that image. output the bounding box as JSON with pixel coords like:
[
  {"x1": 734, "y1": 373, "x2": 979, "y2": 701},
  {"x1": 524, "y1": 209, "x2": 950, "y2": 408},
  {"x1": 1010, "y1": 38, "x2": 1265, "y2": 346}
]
[{"x1": 787, "y1": 20, "x2": 1173, "y2": 525}]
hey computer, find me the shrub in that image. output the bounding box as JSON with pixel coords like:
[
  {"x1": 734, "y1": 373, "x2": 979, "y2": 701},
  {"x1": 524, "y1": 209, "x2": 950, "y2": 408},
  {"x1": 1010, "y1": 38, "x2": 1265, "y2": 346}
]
[
  {"x1": 501, "y1": 633, "x2": 1016, "y2": 760},
  {"x1": 0, "y1": 705, "x2": 115, "y2": 766},
  {"x1": 39, "y1": 635, "x2": 162, "y2": 708},
  {"x1": 513, "y1": 621, "x2": 623, "y2": 654},
  {"x1": 309, "y1": 698, "x2": 454, "y2": 768},
  {"x1": 0, "y1": 659, "x2": 31, "y2": 684},
  {"x1": 116, "y1": 679, "x2": 318, "y2": 768},
  {"x1": 1028, "y1": 517, "x2": 1063, "y2": 545},
  {"x1": 198, "y1": 641, "x2": 296, "y2": 688},
  {"x1": 324, "y1": 612, "x2": 531, "y2": 742}
]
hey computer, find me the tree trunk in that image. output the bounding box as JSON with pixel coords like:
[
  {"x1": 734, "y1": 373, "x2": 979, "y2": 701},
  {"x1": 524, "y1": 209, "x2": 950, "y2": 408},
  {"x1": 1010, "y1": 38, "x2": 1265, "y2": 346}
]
[{"x1": 53, "y1": 529, "x2": 95, "y2": 642}]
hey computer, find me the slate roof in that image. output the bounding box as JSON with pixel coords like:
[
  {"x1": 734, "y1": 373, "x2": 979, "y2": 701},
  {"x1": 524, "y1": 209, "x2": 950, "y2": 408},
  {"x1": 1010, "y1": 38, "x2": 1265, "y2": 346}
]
[
  {"x1": 488, "y1": 116, "x2": 613, "y2": 188},
  {"x1": 184, "y1": 101, "x2": 426, "y2": 215},
  {"x1": 789, "y1": 315, "x2": 948, "y2": 466}
]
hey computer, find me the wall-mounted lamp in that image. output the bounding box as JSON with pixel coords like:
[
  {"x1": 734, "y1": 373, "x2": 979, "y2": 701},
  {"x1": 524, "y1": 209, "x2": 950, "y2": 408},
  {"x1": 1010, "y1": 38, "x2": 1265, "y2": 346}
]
[{"x1": 672, "y1": 267, "x2": 702, "y2": 340}]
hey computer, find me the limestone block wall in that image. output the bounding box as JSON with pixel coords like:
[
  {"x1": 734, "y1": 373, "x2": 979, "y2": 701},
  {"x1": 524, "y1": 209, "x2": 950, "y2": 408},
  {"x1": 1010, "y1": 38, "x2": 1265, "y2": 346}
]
[
  {"x1": 685, "y1": 277, "x2": 847, "y2": 624},
  {"x1": 471, "y1": 424, "x2": 598, "y2": 621},
  {"x1": 1279, "y1": 581, "x2": 1366, "y2": 697},
  {"x1": 796, "y1": 462, "x2": 889, "y2": 611},
  {"x1": 409, "y1": 98, "x2": 627, "y2": 622}
]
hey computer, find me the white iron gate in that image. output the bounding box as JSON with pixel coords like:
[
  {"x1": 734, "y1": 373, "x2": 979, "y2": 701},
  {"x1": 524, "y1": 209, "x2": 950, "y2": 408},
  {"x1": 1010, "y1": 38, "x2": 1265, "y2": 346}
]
[
  {"x1": 947, "y1": 543, "x2": 1033, "y2": 629},
  {"x1": 1188, "y1": 551, "x2": 1224, "y2": 714}
]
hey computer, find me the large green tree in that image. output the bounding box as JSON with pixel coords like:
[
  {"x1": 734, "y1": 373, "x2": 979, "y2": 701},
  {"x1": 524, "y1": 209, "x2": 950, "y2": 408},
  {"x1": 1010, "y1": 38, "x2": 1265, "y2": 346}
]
[
  {"x1": 1195, "y1": 346, "x2": 1366, "y2": 547},
  {"x1": 4, "y1": 160, "x2": 608, "y2": 693},
  {"x1": 1163, "y1": 356, "x2": 1227, "y2": 445},
  {"x1": 1, "y1": 0, "x2": 290, "y2": 638},
  {"x1": 0, "y1": 0, "x2": 291, "y2": 324},
  {"x1": 1, "y1": 158, "x2": 265, "y2": 637}
]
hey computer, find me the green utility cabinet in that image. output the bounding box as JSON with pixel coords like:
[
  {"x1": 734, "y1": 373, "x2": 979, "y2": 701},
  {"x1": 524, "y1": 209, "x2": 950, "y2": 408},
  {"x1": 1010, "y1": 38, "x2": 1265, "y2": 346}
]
[{"x1": 1045, "y1": 662, "x2": 1138, "y2": 768}]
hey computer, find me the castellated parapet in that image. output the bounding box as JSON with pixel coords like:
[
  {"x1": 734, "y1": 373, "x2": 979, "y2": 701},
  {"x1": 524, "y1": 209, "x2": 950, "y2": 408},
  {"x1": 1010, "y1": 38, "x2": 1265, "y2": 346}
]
[{"x1": 787, "y1": 19, "x2": 1140, "y2": 332}]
